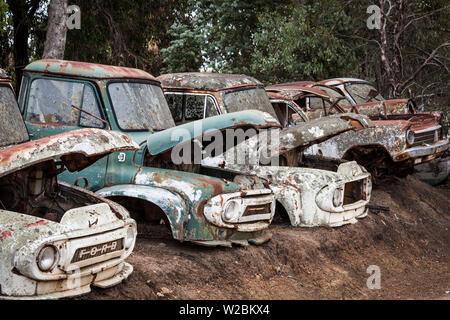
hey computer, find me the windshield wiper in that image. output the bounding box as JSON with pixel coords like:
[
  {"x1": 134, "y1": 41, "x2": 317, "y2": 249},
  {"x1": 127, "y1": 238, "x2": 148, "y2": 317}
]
[{"x1": 71, "y1": 104, "x2": 111, "y2": 130}]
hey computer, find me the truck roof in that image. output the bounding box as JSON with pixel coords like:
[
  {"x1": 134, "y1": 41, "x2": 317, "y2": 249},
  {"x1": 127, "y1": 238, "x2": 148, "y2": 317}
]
[
  {"x1": 24, "y1": 59, "x2": 158, "y2": 81},
  {"x1": 158, "y1": 72, "x2": 263, "y2": 92}
]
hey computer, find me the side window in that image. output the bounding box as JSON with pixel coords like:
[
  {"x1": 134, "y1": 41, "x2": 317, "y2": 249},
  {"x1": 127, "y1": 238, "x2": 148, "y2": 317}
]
[
  {"x1": 287, "y1": 106, "x2": 302, "y2": 126},
  {"x1": 271, "y1": 102, "x2": 288, "y2": 127},
  {"x1": 80, "y1": 86, "x2": 104, "y2": 128},
  {"x1": 166, "y1": 93, "x2": 183, "y2": 122},
  {"x1": 205, "y1": 96, "x2": 219, "y2": 118},
  {"x1": 26, "y1": 79, "x2": 83, "y2": 125},
  {"x1": 309, "y1": 97, "x2": 325, "y2": 110},
  {"x1": 26, "y1": 78, "x2": 103, "y2": 127},
  {"x1": 294, "y1": 98, "x2": 307, "y2": 111},
  {"x1": 18, "y1": 75, "x2": 29, "y2": 112},
  {"x1": 185, "y1": 95, "x2": 205, "y2": 120}
]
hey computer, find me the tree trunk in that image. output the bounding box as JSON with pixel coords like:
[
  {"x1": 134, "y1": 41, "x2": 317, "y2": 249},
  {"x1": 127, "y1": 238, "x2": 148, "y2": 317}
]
[
  {"x1": 43, "y1": 0, "x2": 68, "y2": 59},
  {"x1": 7, "y1": 0, "x2": 42, "y2": 92}
]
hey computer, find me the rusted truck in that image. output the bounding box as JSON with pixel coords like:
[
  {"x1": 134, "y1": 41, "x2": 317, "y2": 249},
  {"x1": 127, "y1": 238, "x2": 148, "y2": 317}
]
[
  {"x1": 265, "y1": 83, "x2": 449, "y2": 175},
  {"x1": 0, "y1": 69, "x2": 138, "y2": 299},
  {"x1": 157, "y1": 72, "x2": 373, "y2": 227},
  {"x1": 271, "y1": 78, "x2": 417, "y2": 116},
  {"x1": 19, "y1": 59, "x2": 278, "y2": 247}
]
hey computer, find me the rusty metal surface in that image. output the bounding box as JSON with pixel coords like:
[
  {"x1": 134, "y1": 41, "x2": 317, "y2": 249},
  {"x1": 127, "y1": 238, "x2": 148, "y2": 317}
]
[
  {"x1": 25, "y1": 59, "x2": 158, "y2": 81},
  {"x1": 314, "y1": 78, "x2": 373, "y2": 87},
  {"x1": 266, "y1": 87, "x2": 330, "y2": 100},
  {"x1": 0, "y1": 128, "x2": 138, "y2": 178},
  {"x1": 158, "y1": 72, "x2": 263, "y2": 92},
  {"x1": 266, "y1": 81, "x2": 315, "y2": 90}
]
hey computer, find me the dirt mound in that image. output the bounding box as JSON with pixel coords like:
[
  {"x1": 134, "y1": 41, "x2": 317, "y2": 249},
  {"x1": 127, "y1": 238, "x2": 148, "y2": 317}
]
[{"x1": 81, "y1": 176, "x2": 450, "y2": 300}]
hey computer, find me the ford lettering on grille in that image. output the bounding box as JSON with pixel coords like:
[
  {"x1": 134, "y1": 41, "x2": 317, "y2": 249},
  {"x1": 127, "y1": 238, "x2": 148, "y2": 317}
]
[{"x1": 71, "y1": 239, "x2": 124, "y2": 263}]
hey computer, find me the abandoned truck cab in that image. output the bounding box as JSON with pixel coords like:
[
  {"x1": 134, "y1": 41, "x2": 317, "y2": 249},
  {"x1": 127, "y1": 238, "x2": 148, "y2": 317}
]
[
  {"x1": 266, "y1": 84, "x2": 449, "y2": 173},
  {"x1": 158, "y1": 72, "x2": 280, "y2": 125},
  {"x1": 19, "y1": 60, "x2": 276, "y2": 246},
  {"x1": 0, "y1": 70, "x2": 138, "y2": 299}
]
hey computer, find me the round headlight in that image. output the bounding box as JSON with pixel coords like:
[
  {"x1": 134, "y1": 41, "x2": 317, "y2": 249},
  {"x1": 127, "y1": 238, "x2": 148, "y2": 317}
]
[
  {"x1": 124, "y1": 226, "x2": 135, "y2": 249},
  {"x1": 223, "y1": 200, "x2": 241, "y2": 222},
  {"x1": 37, "y1": 245, "x2": 58, "y2": 271},
  {"x1": 333, "y1": 188, "x2": 343, "y2": 207},
  {"x1": 406, "y1": 130, "x2": 415, "y2": 145}
]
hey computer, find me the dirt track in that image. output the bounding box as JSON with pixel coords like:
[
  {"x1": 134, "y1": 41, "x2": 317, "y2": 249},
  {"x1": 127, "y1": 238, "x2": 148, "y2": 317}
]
[{"x1": 81, "y1": 176, "x2": 449, "y2": 300}]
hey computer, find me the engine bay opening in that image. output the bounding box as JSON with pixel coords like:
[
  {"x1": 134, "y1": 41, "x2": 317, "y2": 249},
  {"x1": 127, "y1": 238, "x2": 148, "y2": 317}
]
[{"x1": 0, "y1": 160, "x2": 101, "y2": 222}]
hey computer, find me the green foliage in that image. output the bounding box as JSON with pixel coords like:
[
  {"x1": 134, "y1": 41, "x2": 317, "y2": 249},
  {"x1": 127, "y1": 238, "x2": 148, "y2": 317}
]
[
  {"x1": 161, "y1": 21, "x2": 203, "y2": 73},
  {"x1": 161, "y1": 0, "x2": 359, "y2": 83},
  {"x1": 250, "y1": 2, "x2": 360, "y2": 84}
]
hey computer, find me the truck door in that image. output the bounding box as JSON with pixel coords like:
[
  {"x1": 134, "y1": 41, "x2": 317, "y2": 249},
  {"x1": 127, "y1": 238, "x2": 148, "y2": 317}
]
[{"x1": 22, "y1": 77, "x2": 109, "y2": 191}]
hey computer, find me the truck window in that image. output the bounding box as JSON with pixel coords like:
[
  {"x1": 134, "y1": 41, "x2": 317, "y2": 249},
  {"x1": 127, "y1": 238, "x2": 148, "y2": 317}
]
[
  {"x1": 26, "y1": 78, "x2": 104, "y2": 128},
  {"x1": 309, "y1": 97, "x2": 325, "y2": 110},
  {"x1": 204, "y1": 96, "x2": 219, "y2": 118},
  {"x1": 166, "y1": 93, "x2": 183, "y2": 121},
  {"x1": 185, "y1": 95, "x2": 205, "y2": 120}
]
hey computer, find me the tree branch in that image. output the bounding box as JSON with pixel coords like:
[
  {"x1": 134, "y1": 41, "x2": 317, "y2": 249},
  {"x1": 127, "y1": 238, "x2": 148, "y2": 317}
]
[{"x1": 397, "y1": 41, "x2": 450, "y2": 92}]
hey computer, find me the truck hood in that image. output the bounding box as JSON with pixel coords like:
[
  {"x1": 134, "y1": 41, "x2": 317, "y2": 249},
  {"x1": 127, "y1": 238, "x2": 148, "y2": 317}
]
[
  {"x1": 146, "y1": 110, "x2": 281, "y2": 156},
  {"x1": 278, "y1": 113, "x2": 373, "y2": 154},
  {"x1": 0, "y1": 128, "x2": 139, "y2": 178},
  {"x1": 202, "y1": 113, "x2": 373, "y2": 169},
  {"x1": 146, "y1": 111, "x2": 370, "y2": 160}
]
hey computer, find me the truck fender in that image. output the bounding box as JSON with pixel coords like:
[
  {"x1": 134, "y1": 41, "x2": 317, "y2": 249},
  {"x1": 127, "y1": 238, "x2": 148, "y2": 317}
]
[{"x1": 96, "y1": 185, "x2": 188, "y2": 240}]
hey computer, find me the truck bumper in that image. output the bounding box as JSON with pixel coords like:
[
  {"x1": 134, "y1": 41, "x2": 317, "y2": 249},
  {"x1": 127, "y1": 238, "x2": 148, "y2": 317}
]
[
  {"x1": 0, "y1": 262, "x2": 132, "y2": 300},
  {"x1": 394, "y1": 140, "x2": 449, "y2": 164}
]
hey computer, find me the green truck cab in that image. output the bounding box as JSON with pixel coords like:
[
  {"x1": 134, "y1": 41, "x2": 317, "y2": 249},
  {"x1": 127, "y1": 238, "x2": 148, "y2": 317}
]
[{"x1": 19, "y1": 59, "x2": 276, "y2": 247}]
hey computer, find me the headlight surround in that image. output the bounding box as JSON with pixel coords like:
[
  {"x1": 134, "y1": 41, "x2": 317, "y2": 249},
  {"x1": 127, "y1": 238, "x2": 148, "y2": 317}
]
[
  {"x1": 333, "y1": 187, "x2": 344, "y2": 207},
  {"x1": 406, "y1": 130, "x2": 415, "y2": 145},
  {"x1": 37, "y1": 245, "x2": 58, "y2": 272},
  {"x1": 223, "y1": 200, "x2": 241, "y2": 222},
  {"x1": 124, "y1": 226, "x2": 135, "y2": 249}
]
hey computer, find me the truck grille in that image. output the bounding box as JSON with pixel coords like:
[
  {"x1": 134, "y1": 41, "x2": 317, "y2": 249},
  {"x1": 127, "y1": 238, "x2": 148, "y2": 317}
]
[
  {"x1": 344, "y1": 179, "x2": 365, "y2": 205},
  {"x1": 243, "y1": 203, "x2": 272, "y2": 217},
  {"x1": 411, "y1": 127, "x2": 441, "y2": 147},
  {"x1": 71, "y1": 239, "x2": 124, "y2": 263}
]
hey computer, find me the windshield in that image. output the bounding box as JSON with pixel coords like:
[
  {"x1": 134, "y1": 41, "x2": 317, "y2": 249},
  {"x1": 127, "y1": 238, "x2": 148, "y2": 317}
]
[
  {"x1": 0, "y1": 85, "x2": 29, "y2": 147},
  {"x1": 312, "y1": 85, "x2": 352, "y2": 107},
  {"x1": 345, "y1": 83, "x2": 384, "y2": 104},
  {"x1": 223, "y1": 87, "x2": 278, "y2": 119},
  {"x1": 108, "y1": 82, "x2": 175, "y2": 131}
]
